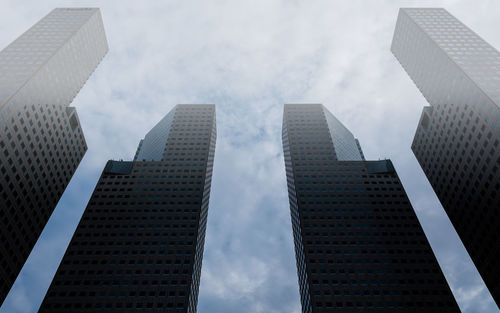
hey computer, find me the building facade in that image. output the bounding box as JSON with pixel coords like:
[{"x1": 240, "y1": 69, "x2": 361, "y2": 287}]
[
  {"x1": 39, "y1": 104, "x2": 216, "y2": 313},
  {"x1": 391, "y1": 8, "x2": 500, "y2": 305},
  {"x1": 0, "y1": 8, "x2": 108, "y2": 304},
  {"x1": 282, "y1": 104, "x2": 459, "y2": 312}
]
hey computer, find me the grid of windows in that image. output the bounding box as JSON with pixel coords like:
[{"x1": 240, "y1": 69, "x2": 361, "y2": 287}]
[
  {"x1": 0, "y1": 8, "x2": 108, "y2": 110},
  {"x1": 392, "y1": 8, "x2": 500, "y2": 306},
  {"x1": 0, "y1": 8, "x2": 108, "y2": 305},
  {"x1": 39, "y1": 105, "x2": 216, "y2": 313},
  {"x1": 0, "y1": 103, "x2": 86, "y2": 300},
  {"x1": 282, "y1": 104, "x2": 459, "y2": 312}
]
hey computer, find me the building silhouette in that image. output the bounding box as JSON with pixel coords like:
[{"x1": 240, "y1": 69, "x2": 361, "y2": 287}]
[
  {"x1": 38, "y1": 104, "x2": 216, "y2": 313},
  {"x1": 282, "y1": 104, "x2": 459, "y2": 312},
  {"x1": 391, "y1": 8, "x2": 500, "y2": 306},
  {"x1": 0, "y1": 8, "x2": 108, "y2": 304}
]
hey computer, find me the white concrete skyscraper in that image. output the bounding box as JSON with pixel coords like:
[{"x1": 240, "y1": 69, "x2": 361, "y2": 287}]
[
  {"x1": 0, "y1": 8, "x2": 108, "y2": 304},
  {"x1": 391, "y1": 8, "x2": 500, "y2": 307}
]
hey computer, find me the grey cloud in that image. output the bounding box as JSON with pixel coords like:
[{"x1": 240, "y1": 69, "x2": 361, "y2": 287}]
[{"x1": 0, "y1": 1, "x2": 499, "y2": 313}]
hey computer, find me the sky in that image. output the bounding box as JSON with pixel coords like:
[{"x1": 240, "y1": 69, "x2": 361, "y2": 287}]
[{"x1": 0, "y1": 1, "x2": 499, "y2": 312}]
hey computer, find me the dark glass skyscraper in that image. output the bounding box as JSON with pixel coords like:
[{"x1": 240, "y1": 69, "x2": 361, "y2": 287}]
[
  {"x1": 38, "y1": 104, "x2": 216, "y2": 312},
  {"x1": 0, "y1": 8, "x2": 108, "y2": 304},
  {"x1": 391, "y1": 8, "x2": 500, "y2": 305},
  {"x1": 282, "y1": 104, "x2": 459, "y2": 312}
]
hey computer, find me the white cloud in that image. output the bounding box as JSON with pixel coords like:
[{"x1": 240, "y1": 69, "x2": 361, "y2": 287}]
[{"x1": 0, "y1": 1, "x2": 499, "y2": 313}]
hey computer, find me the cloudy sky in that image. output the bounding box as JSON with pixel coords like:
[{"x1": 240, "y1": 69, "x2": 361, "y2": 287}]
[{"x1": 1, "y1": 1, "x2": 499, "y2": 312}]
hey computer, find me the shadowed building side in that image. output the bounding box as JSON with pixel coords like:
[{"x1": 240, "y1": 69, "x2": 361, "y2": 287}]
[
  {"x1": 0, "y1": 8, "x2": 108, "y2": 304},
  {"x1": 282, "y1": 104, "x2": 460, "y2": 312},
  {"x1": 38, "y1": 104, "x2": 216, "y2": 313},
  {"x1": 391, "y1": 8, "x2": 500, "y2": 306}
]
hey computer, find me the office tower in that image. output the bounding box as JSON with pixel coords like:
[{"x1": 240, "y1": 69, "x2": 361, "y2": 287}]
[
  {"x1": 38, "y1": 104, "x2": 216, "y2": 313},
  {"x1": 0, "y1": 8, "x2": 108, "y2": 304},
  {"x1": 282, "y1": 104, "x2": 459, "y2": 312},
  {"x1": 391, "y1": 8, "x2": 500, "y2": 305}
]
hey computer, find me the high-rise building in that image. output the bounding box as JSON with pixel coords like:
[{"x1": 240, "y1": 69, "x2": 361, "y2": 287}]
[
  {"x1": 282, "y1": 104, "x2": 459, "y2": 312},
  {"x1": 38, "y1": 104, "x2": 216, "y2": 313},
  {"x1": 0, "y1": 8, "x2": 108, "y2": 304},
  {"x1": 391, "y1": 8, "x2": 500, "y2": 306}
]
